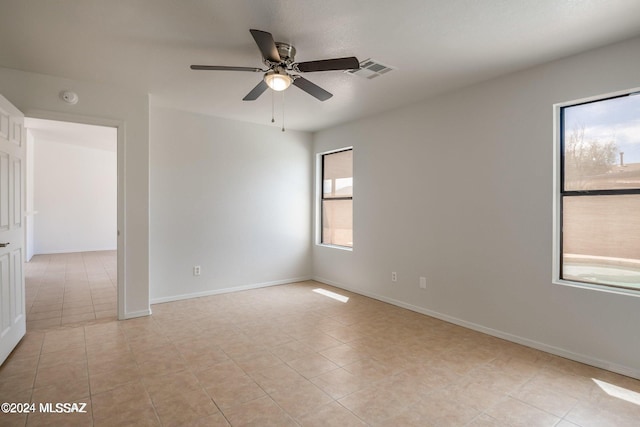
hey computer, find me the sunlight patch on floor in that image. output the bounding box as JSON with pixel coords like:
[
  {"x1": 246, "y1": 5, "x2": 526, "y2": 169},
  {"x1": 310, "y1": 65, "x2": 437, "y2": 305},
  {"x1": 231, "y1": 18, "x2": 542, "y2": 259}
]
[
  {"x1": 593, "y1": 379, "x2": 640, "y2": 406},
  {"x1": 312, "y1": 288, "x2": 349, "y2": 303}
]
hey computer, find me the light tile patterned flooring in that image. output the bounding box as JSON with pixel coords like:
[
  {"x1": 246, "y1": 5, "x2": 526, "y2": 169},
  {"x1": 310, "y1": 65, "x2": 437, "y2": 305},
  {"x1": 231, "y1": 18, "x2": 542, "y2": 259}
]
[
  {"x1": 1, "y1": 252, "x2": 639, "y2": 426},
  {"x1": 25, "y1": 251, "x2": 117, "y2": 331}
]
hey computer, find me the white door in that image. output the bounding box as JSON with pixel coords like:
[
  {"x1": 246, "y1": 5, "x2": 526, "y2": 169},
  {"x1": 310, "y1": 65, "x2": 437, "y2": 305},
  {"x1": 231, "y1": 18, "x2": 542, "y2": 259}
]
[{"x1": 0, "y1": 94, "x2": 26, "y2": 366}]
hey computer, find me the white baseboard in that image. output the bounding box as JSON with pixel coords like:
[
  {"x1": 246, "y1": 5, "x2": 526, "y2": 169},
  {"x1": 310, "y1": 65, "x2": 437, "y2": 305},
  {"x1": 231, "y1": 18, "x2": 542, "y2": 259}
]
[
  {"x1": 313, "y1": 276, "x2": 640, "y2": 380},
  {"x1": 35, "y1": 247, "x2": 117, "y2": 255},
  {"x1": 150, "y1": 276, "x2": 313, "y2": 305}
]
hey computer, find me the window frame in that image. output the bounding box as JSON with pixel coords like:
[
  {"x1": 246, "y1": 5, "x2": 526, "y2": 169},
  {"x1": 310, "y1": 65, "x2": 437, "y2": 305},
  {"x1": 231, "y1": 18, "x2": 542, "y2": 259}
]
[
  {"x1": 553, "y1": 88, "x2": 640, "y2": 296},
  {"x1": 317, "y1": 147, "x2": 353, "y2": 250}
]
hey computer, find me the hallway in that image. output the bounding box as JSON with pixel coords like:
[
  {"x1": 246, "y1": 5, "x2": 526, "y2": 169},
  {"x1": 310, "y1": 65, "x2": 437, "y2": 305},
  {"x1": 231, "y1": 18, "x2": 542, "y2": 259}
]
[{"x1": 25, "y1": 251, "x2": 117, "y2": 331}]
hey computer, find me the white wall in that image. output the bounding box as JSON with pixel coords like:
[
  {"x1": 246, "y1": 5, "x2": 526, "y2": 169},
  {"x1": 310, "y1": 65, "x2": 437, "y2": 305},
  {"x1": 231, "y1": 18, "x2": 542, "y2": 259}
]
[
  {"x1": 150, "y1": 106, "x2": 312, "y2": 302},
  {"x1": 0, "y1": 66, "x2": 150, "y2": 318},
  {"x1": 313, "y1": 36, "x2": 640, "y2": 378},
  {"x1": 33, "y1": 138, "x2": 116, "y2": 254}
]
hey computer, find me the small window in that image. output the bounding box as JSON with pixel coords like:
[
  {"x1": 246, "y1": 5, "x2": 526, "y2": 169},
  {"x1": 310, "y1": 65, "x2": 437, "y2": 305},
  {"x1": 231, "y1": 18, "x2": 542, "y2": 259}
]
[
  {"x1": 557, "y1": 91, "x2": 640, "y2": 292},
  {"x1": 321, "y1": 149, "x2": 353, "y2": 248}
]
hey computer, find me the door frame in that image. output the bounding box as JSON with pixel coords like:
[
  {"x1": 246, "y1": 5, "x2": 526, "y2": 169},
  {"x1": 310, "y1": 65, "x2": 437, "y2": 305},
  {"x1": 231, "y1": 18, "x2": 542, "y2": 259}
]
[{"x1": 26, "y1": 109, "x2": 125, "y2": 320}]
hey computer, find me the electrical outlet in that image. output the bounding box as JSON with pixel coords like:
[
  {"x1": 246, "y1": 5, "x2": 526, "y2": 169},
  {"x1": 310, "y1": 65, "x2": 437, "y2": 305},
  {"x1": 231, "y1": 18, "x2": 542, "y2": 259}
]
[
  {"x1": 193, "y1": 265, "x2": 201, "y2": 276},
  {"x1": 419, "y1": 277, "x2": 427, "y2": 289},
  {"x1": 391, "y1": 271, "x2": 397, "y2": 282}
]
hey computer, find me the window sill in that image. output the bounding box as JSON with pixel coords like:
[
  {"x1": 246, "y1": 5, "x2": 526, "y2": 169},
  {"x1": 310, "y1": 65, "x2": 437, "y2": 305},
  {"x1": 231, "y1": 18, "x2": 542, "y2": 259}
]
[
  {"x1": 553, "y1": 278, "x2": 640, "y2": 298},
  {"x1": 317, "y1": 243, "x2": 353, "y2": 252}
]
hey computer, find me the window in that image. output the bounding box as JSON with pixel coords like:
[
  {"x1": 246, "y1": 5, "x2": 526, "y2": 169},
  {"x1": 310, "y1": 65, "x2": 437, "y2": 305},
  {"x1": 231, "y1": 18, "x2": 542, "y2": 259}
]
[
  {"x1": 557, "y1": 91, "x2": 640, "y2": 292},
  {"x1": 320, "y1": 148, "x2": 353, "y2": 248}
]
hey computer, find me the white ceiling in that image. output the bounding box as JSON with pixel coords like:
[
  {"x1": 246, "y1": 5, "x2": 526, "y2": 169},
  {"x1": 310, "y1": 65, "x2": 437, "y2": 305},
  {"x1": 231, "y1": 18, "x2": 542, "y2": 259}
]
[{"x1": 2, "y1": 0, "x2": 640, "y2": 132}]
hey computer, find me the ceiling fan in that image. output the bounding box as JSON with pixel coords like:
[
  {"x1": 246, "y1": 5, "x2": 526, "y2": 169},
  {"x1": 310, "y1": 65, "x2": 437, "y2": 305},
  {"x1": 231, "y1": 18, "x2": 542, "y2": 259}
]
[{"x1": 191, "y1": 29, "x2": 360, "y2": 102}]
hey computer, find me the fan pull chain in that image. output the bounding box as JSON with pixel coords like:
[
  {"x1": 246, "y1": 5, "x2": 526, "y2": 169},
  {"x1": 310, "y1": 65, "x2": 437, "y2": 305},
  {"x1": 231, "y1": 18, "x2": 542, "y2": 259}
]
[
  {"x1": 281, "y1": 90, "x2": 285, "y2": 132},
  {"x1": 271, "y1": 89, "x2": 275, "y2": 123}
]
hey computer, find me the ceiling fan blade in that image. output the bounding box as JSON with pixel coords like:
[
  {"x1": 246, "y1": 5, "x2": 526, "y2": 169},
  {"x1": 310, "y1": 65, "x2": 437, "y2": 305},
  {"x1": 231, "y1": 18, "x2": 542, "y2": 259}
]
[
  {"x1": 292, "y1": 77, "x2": 333, "y2": 101},
  {"x1": 249, "y1": 29, "x2": 281, "y2": 63},
  {"x1": 295, "y1": 57, "x2": 360, "y2": 73},
  {"x1": 191, "y1": 65, "x2": 263, "y2": 72},
  {"x1": 243, "y1": 80, "x2": 269, "y2": 101}
]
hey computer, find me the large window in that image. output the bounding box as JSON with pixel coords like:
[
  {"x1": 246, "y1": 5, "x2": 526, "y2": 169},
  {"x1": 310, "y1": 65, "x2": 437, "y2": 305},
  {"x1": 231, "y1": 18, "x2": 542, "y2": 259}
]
[
  {"x1": 321, "y1": 148, "x2": 353, "y2": 248},
  {"x1": 557, "y1": 91, "x2": 640, "y2": 292}
]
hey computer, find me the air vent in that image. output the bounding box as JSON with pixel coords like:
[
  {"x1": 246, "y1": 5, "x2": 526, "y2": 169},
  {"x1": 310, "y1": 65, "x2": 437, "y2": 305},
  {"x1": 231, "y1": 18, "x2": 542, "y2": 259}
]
[{"x1": 346, "y1": 59, "x2": 395, "y2": 79}]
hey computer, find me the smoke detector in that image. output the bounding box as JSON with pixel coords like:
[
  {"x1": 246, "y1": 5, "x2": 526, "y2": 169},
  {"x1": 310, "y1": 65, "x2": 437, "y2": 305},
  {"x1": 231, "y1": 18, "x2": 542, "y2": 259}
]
[{"x1": 60, "y1": 90, "x2": 79, "y2": 105}]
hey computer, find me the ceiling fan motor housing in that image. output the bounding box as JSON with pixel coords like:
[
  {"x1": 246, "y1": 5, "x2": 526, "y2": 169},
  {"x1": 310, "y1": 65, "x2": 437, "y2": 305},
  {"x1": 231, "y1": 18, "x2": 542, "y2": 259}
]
[{"x1": 275, "y1": 42, "x2": 296, "y2": 65}]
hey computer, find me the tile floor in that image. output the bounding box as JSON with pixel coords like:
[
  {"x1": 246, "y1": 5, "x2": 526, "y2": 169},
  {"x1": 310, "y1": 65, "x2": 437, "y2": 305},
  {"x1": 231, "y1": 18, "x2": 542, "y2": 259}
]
[
  {"x1": 1, "y1": 252, "x2": 639, "y2": 426},
  {"x1": 24, "y1": 251, "x2": 117, "y2": 331}
]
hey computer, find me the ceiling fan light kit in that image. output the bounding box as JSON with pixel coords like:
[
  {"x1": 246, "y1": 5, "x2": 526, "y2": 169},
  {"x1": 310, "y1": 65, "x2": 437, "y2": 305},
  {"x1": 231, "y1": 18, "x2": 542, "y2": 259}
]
[
  {"x1": 191, "y1": 29, "x2": 360, "y2": 102},
  {"x1": 264, "y1": 68, "x2": 292, "y2": 91}
]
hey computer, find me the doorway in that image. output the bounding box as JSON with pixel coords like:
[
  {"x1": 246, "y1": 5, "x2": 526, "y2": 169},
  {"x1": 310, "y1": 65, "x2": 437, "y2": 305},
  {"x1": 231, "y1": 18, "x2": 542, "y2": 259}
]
[{"x1": 24, "y1": 118, "x2": 119, "y2": 330}]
